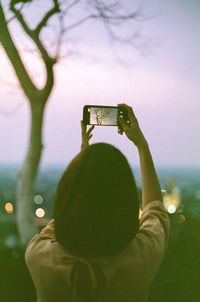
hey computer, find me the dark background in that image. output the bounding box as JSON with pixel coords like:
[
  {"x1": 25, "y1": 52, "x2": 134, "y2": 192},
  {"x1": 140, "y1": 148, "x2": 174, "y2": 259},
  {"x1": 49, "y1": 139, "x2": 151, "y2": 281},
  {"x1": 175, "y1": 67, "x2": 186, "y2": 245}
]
[{"x1": 1, "y1": 166, "x2": 200, "y2": 302}]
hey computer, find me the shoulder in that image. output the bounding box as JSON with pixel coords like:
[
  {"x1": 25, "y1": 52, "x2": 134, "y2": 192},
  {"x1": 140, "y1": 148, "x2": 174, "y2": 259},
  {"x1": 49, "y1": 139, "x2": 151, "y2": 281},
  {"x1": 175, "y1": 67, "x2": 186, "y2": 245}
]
[
  {"x1": 139, "y1": 200, "x2": 169, "y2": 240},
  {"x1": 25, "y1": 219, "x2": 56, "y2": 265},
  {"x1": 135, "y1": 200, "x2": 170, "y2": 264}
]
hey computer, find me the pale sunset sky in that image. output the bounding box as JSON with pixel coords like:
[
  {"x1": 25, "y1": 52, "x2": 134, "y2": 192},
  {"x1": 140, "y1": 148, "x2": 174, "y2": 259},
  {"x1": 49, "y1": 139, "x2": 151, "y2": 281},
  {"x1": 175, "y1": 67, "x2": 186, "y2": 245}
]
[{"x1": 0, "y1": 0, "x2": 200, "y2": 168}]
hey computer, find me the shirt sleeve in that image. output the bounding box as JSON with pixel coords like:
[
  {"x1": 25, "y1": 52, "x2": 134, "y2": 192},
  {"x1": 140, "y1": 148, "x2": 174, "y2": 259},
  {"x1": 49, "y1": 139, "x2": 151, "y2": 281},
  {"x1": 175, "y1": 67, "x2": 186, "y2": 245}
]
[
  {"x1": 39, "y1": 219, "x2": 55, "y2": 238},
  {"x1": 25, "y1": 219, "x2": 56, "y2": 264},
  {"x1": 135, "y1": 200, "x2": 170, "y2": 271}
]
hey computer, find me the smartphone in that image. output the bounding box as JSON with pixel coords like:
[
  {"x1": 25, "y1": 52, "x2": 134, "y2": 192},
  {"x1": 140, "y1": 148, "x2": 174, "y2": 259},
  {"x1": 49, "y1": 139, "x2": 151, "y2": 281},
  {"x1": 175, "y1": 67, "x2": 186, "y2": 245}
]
[{"x1": 83, "y1": 105, "x2": 128, "y2": 126}]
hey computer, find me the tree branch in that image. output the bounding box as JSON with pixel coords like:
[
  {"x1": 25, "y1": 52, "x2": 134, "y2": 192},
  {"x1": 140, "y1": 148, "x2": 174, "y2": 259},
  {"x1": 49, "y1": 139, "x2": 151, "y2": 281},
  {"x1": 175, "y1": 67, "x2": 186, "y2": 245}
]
[
  {"x1": 53, "y1": 0, "x2": 145, "y2": 60},
  {"x1": 64, "y1": 15, "x2": 95, "y2": 32},
  {"x1": 6, "y1": 0, "x2": 148, "y2": 99},
  {"x1": 34, "y1": 0, "x2": 60, "y2": 35},
  {"x1": 9, "y1": 2, "x2": 50, "y2": 62},
  {"x1": 6, "y1": 2, "x2": 25, "y2": 23},
  {"x1": 54, "y1": 12, "x2": 96, "y2": 59},
  {"x1": 0, "y1": 4, "x2": 38, "y2": 100},
  {"x1": 89, "y1": 0, "x2": 141, "y2": 24},
  {"x1": 55, "y1": 11, "x2": 65, "y2": 60},
  {"x1": 9, "y1": 1, "x2": 60, "y2": 99},
  {"x1": 64, "y1": 0, "x2": 80, "y2": 13}
]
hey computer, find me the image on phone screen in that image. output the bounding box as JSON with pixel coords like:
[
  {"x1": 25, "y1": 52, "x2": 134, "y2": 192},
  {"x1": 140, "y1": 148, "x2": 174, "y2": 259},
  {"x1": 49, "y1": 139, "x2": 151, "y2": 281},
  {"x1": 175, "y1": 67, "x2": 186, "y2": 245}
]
[{"x1": 88, "y1": 107, "x2": 118, "y2": 126}]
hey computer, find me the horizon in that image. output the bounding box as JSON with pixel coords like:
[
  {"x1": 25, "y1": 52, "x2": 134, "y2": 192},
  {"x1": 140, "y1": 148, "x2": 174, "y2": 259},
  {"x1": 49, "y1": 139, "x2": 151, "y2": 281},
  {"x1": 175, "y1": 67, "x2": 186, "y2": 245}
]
[{"x1": 1, "y1": 162, "x2": 200, "y2": 170}]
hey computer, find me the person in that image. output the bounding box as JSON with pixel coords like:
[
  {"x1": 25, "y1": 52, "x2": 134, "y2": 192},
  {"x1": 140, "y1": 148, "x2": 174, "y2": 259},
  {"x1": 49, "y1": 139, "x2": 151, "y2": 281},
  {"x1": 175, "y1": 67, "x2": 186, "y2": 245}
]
[{"x1": 25, "y1": 104, "x2": 169, "y2": 302}]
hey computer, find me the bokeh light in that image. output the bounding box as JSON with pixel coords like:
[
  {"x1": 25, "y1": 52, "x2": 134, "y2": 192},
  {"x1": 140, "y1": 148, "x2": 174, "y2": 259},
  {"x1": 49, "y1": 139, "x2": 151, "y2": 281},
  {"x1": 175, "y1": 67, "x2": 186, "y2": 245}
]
[
  {"x1": 167, "y1": 204, "x2": 176, "y2": 214},
  {"x1": 35, "y1": 208, "x2": 45, "y2": 218},
  {"x1": 5, "y1": 202, "x2": 14, "y2": 214},
  {"x1": 163, "y1": 193, "x2": 181, "y2": 213},
  {"x1": 179, "y1": 214, "x2": 186, "y2": 223},
  {"x1": 34, "y1": 195, "x2": 43, "y2": 204},
  {"x1": 5, "y1": 235, "x2": 18, "y2": 248}
]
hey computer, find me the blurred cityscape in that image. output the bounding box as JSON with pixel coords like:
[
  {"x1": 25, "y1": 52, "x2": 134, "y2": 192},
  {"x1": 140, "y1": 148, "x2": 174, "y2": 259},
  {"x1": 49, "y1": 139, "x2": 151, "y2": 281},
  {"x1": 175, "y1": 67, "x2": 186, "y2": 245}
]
[{"x1": 0, "y1": 165, "x2": 200, "y2": 301}]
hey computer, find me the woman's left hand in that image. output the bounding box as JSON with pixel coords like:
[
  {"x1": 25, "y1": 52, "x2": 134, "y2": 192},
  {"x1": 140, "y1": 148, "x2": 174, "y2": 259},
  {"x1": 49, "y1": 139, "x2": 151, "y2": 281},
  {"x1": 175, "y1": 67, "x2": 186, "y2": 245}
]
[{"x1": 81, "y1": 121, "x2": 95, "y2": 151}]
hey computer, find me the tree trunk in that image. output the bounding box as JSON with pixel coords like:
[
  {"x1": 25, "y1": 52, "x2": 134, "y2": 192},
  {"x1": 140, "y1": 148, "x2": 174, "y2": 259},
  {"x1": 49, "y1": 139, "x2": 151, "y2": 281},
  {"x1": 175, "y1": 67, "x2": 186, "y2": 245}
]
[
  {"x1": 0, "y1": 5, "x2": 54, "y2": 245},
  {"x1": 16, "y1": 101, "x2": 45, "y2": 245}
]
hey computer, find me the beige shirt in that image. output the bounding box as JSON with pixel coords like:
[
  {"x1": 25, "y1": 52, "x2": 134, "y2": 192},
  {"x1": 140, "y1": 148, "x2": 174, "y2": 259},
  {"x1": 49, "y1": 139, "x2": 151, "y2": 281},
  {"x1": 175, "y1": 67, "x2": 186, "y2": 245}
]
[{"x1": 25, "y1": 201, "x2": 169, "y2": 302}]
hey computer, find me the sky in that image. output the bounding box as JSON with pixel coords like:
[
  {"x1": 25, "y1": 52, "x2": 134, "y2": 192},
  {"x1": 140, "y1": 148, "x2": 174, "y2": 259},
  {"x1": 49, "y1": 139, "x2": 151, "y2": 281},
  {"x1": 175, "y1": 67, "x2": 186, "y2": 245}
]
[{"x1": 0, "y1": 0, "x2": 200, "y2": 168}]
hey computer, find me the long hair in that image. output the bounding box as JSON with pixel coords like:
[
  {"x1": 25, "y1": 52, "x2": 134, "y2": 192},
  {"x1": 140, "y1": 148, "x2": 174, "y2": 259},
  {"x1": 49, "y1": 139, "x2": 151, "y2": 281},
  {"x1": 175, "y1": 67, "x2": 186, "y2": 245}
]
[{"x1": 53, "y1": 143, "x2": 139, "y2": 258}]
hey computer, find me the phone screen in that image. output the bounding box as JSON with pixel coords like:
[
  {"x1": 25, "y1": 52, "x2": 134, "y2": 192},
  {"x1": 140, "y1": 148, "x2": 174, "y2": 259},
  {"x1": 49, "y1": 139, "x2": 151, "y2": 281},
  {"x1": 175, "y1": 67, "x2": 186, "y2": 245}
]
[
  {"x1": 83, "y1": 105, "x2": 128, "y2": 126},
  {"x1": 88, "y1": 106, "x2": 118, "y2": 126}
]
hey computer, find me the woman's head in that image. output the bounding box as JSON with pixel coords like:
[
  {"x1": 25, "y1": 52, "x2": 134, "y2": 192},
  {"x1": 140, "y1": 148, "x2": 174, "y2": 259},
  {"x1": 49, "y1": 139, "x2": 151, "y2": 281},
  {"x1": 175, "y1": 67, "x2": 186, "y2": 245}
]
[{"x1": 53, "y1": 143, "x2": 139, "y2": 257}]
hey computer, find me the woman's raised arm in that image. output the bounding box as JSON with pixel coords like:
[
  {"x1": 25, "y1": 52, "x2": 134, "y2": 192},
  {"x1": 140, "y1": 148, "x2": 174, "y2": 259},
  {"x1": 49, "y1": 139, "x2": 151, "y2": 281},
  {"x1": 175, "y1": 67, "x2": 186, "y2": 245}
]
[{"x1": 118, "y1": 103, "x2": 163, "y2": 208}]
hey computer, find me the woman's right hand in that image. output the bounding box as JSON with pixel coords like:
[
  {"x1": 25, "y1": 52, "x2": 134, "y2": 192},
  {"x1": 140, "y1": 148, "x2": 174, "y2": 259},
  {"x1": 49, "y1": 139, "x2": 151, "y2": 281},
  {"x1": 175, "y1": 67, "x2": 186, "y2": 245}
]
[{"x1": 118, "y1": 103, "x2": 147, "y2": 150}]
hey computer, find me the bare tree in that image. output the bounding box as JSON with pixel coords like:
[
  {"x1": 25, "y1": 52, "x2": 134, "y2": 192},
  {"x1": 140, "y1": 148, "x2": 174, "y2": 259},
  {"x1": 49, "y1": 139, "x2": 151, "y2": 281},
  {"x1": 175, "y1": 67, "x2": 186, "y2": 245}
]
[
  {"x1": 0, "y1": 0, "x2": 143, "y2": 245},
  {"x1": 93, "y1": 108, "x2": 110, "y2": 125}
]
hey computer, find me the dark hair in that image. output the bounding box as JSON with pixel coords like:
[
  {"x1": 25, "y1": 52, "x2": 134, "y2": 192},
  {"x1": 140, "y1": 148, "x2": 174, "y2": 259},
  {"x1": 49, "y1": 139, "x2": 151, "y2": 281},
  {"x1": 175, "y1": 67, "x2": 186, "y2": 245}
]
[{"x1": 53, "y1": 143, "x2": 139, "y2": 258}]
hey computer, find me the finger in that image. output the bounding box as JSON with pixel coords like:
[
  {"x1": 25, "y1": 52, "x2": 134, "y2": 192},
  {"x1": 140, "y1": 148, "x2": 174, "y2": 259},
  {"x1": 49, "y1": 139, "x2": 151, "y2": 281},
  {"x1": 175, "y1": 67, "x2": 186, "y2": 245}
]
[
  {"x1": 118, "y1": 128, "x2": 123, "y2": 135},
  {"x1": 81, "y1": 120, "x2": 86, "y2": 127},
  {"x1": 118, "y1": 116, "x2": 129, "y2": 131},
  {"x1": 81, "y1": 120, "x2": 87, "y2": 134},
  {"x1": 118, "y1": 103, "x2": 132, "y2": 110},
  {"x1": 87, "y1": 125, "x2": 95, "y2": 136},
  {"x1": 118, "y1": 104, "x2": 137, "y2": 125},
  {"x1": 118, "y1": 124, "x2": 123, "y2": 133}
]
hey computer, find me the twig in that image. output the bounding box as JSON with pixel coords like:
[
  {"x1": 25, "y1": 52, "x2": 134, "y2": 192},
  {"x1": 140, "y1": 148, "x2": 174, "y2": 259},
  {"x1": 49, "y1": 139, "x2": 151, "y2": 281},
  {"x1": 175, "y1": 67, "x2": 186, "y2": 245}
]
[{"x1": 34, "y1": 0, "x2": 60, "y2": 35}]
